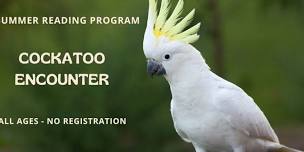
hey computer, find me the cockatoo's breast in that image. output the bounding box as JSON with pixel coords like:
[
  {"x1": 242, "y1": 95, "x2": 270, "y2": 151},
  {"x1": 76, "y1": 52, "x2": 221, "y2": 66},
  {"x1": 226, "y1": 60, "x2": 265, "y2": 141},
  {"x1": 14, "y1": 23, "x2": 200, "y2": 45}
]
[
  {"x1": 171, "y1": 98, "x2": 245, "y2": 151},
  {"x1": 169, "y1": 71, "x2": 250, "y2": 151}
]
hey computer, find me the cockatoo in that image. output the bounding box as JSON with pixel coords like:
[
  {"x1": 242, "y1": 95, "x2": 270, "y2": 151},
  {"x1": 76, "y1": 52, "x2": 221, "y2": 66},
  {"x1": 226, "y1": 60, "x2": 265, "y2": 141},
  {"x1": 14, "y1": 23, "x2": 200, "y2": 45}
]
[{"x1": 143, "y1": 0, "x2": 303, "y2": 151}]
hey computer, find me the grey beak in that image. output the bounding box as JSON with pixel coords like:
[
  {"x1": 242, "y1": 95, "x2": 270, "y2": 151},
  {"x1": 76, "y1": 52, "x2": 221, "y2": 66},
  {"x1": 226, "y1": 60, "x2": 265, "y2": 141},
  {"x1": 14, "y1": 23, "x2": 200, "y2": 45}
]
[{"x1": 147, "y1": 59, "x2": 166, "y2": 76}]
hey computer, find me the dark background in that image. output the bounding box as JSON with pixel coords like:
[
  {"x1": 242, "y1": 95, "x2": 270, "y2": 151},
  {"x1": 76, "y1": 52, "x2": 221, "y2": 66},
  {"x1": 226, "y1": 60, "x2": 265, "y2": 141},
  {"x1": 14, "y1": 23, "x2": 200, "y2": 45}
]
[{"x1": 0, "y1": 0, "x2": 303, "y2": 151}]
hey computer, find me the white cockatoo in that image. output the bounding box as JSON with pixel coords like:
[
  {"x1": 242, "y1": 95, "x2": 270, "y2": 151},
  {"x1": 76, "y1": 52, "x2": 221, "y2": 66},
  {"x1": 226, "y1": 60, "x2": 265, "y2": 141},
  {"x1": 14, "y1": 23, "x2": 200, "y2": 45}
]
[{"x1": 143, "y1": 0, "x2": 302, "y2": 151}]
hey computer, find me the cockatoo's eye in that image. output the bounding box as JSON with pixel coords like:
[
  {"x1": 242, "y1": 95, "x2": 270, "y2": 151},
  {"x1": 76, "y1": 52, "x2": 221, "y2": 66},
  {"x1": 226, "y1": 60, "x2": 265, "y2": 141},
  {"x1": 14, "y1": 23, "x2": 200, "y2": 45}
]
[{"x1": 162, "y1": 53, "x2": 171, "y2": 61}]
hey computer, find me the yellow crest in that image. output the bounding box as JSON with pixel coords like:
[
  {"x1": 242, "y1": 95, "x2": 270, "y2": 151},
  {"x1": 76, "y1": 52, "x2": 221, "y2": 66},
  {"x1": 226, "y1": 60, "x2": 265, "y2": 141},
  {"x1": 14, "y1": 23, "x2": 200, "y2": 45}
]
[{"x1": 148, "y1": 0, "x2": 201, "y2": 44}]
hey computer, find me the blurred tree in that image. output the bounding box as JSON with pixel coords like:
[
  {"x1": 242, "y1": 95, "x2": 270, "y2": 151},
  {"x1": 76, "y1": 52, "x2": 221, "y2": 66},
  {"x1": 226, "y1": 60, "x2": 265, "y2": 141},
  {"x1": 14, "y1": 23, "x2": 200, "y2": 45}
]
[
  {"x1": 261, "y1": 0, "x2": 304, "y2": 10},
  {"x1": 197, "y1": 0, "x2": 225, "y2": 77},
  {"x1": 207, "y1": 0, "x2": 225, "y2": 77}
]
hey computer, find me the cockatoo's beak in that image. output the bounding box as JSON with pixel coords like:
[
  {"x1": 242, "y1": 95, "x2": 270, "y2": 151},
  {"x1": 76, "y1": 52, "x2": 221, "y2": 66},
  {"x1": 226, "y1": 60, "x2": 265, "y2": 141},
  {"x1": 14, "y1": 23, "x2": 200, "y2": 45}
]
[{"x1": 147, "y1": 59, "x2": 166, "y2": 77}]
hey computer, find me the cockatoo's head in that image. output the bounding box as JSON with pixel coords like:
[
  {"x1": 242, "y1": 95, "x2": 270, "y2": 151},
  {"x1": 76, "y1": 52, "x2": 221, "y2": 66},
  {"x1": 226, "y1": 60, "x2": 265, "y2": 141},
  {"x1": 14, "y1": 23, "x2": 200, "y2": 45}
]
[{"x1": 143, "y1": 0, "x2": 205, "y2": 79}]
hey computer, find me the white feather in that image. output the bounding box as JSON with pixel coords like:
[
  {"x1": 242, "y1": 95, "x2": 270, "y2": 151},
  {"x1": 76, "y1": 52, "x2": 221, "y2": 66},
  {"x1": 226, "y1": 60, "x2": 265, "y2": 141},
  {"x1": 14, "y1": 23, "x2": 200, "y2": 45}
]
[
  {"x1": 162, "y1": 0, "x2": 184, "y2": 33},
  {"x1": 147, "y1": 0, "x2": 158, "y2": 29},
  {"x1": 180, "y1": 34, "x2": 200, "y2": 43},
  {"x1": 155, "y1": 0, "x2": 171, "y2": 31},
  {"x1": 167, "y1": 9, "x2": 195, "y2": 36},
  {"x1": 167, "y1": 45, "x2": 283, "y2": 152},
  {"x1": 145, "y1": 0, "x2": 200, "y2": 44},
  {"x1": 173, "y1": 23, "x2": 200, "y2": 40}
]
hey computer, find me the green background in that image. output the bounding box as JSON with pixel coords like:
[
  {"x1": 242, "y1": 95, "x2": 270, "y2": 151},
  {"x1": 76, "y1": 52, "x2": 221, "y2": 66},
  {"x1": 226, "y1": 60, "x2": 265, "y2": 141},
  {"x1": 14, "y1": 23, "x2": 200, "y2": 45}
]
[{"x1": 0, "y1": 0, "x2": 303, "y2": 151}]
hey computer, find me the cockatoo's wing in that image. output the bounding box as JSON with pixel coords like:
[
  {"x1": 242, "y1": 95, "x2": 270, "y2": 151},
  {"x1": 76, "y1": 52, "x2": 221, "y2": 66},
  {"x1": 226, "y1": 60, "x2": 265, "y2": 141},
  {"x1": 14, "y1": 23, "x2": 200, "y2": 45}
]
[{"x1": 213, "y1": 79, "x2": 279, "y2": 143}]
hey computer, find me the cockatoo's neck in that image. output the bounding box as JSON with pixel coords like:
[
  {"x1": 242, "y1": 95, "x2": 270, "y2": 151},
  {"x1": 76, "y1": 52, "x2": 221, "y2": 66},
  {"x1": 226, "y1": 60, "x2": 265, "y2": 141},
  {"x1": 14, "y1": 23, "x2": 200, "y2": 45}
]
[
  {"x1": 165, "y1": 62, "x2": 211, "y2": 85},
  {"x1": 164, "y1": 47, "x2": 215, "y2": 105},
  {"x1": 166, "y1": 61, "x2": 213, "y2": 97},
  {"x1": 165, "y1": 46, "x2": 211, "y2": 86}
]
